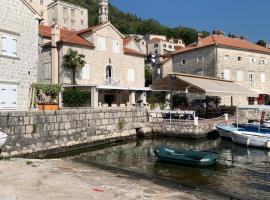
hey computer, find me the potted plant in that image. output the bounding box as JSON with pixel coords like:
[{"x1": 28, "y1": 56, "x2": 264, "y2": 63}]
[{"x1": 34, "y1": 83, "x2": 62, "y2": 111}]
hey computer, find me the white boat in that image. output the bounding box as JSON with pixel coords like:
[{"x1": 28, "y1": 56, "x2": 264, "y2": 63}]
[
  {"x1": 0, "y1": 132, "x2": 8, "y2": 148},
  {"x1": 215, "y1": 124, "x2": 239, "y2": 139},
  {"x1": 232, "y1": 131, "x2": 270, "y2": 149}
]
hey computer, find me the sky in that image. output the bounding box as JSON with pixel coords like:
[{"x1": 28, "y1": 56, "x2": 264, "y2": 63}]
[{"x1": 110, "y1": 0, "x2": 270, "y2": 43}]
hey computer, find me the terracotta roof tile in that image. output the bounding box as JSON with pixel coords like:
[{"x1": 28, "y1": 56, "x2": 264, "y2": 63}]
[
  {"x1": 39, "y1": 25, "x2": 94, "y2": 48},
  {"x1": 172, "y1": 34, "x2": 270, "y2": 55},
  {"x1": 123, "y1": 47, "x2": 146, "y2": 57}
]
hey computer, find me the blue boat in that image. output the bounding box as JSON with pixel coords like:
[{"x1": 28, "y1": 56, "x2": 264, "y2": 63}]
[
  {"x1": 237, "y1": 123, "x2": 270, "y2": 133},
  {"x1": 154, "y1": 146, "x2": 218, "y2": 167}
]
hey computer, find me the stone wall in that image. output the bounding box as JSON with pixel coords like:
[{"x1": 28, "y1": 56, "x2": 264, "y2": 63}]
[
  {"x1": 0, "y1": 0, "x2": 39, "y2": 111},
  {"x1": 0, "y1": 108, "x2": 147, "y2": 157}
]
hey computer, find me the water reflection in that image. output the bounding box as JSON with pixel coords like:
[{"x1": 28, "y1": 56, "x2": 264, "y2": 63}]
[{"x1": 70, "y1": 138, "x2": 270, "y2": 200}]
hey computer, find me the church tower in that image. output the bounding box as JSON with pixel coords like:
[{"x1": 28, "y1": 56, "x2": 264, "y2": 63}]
[{"x1": 98, "y1": 0, "x2": 109, "y2": 24}]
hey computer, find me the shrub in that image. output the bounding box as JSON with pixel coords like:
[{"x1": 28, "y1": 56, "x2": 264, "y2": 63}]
[{"x1": 62, "y1": 89, "x2": 90, "y2": 107}]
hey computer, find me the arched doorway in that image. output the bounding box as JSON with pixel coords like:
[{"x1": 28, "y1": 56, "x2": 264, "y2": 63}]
[{"x1": 106, "y1": 65, "x2": 113, "y2": 84}]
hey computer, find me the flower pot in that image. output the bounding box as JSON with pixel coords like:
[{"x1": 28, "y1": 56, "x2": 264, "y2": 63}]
[{"x1": 38, "y1": 103, "x2": 59, "y2": 111}]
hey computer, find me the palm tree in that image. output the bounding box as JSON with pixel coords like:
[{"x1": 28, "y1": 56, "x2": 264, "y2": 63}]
[{"x1": 63, "y1": 49, "x2": 86, "y2": 85}]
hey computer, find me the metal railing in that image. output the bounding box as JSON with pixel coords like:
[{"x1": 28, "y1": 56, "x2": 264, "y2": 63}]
[{"x1": 105, "y1": 78, "x2": 120, "y2": 86}]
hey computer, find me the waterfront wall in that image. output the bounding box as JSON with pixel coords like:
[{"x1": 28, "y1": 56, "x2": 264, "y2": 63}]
[
  {"x1": 150, "y1": 117, "x2": 236, "y2": 139},
  {"x1": 0, "y1": 108, "x2": 147, "y2": 157}
]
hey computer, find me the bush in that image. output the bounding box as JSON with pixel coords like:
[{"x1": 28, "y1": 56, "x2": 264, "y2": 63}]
[{"x1": 62, "y1": 89, "x2": 90, "y2": 107}]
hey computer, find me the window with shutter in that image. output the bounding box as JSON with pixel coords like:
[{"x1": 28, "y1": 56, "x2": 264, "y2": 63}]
[
  {"x1": 223, "y1": 69, "x2": 231, "y2": 80},
  {"x1": 98, "y1": 37, "x2": 106, "y2": 51},
  {"x1": 127, "y1": 69, "x2": 135, "y2": 82},
  {"x1": 261, "y1": 73, "x2": 266, "y2": 83},
  {"x1": 112, "y1": 40, "x2": 120, "y2": 54},
  {"x1": 43, "y1": 63, "x2": 52, "y2": 80},
  {"x1": 237, "y1": 70, "x2": 243, "y2": 81},
  {"x1": 0, "y1": 84, "x2": 17, "y2": 109},
  {"x1": 81, "y1": 64, "x2": 90, "y2": 79},
  {"x1": 1, "y1": 34, "x2": 17, "y2": 57}
]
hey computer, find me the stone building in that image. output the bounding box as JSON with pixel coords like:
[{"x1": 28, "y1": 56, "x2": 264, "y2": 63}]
[
  {"x1": 38, "y1": 0, "x2": 148, "y2": 108},
  {"x1": 167, "y1": 32, "x2": 270, "y2": 105},
  {"x1": 147, "y1": 36, "x2": 185, "y2": 56},
  {"x1": 0, "y1": 0, "x2": 41, "y2": 111},
  {"x1": 26, "y1": 0, "x2": 88, "y2": 31}
]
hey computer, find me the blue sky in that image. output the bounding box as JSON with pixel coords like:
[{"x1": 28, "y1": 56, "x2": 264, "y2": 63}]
[{"x1": 110, "y1": 0, "x2": 270, "y2": 43}]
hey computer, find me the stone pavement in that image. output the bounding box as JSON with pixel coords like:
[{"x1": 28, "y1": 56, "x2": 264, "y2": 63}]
[{"x1": 0, "y1": 159, "x2": 200, "y2": 200}]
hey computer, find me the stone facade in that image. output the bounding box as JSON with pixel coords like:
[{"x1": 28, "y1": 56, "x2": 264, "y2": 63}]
[
  {"x1": 26, "y1": 0, "x2": 88, "y2": 31},
  {"x1": 38, "y1": 22, "x2": 147, "y2": 107},
  {"x1": 0, "y1": 107, "x2": 148, "y2": 157},
  {"x1": 0, "y1": 0, "x2": 40, "y2": 111},
  {"x1": 170, "y1": 36, "x2": 270, "y2": 105},
  {"x1": 47, "y1": 0, "x2": 88, "y2": 30}
]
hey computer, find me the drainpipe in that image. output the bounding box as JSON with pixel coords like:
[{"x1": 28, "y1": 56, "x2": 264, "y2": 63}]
[{"x1": 51, "y1": 24, "x2": 60, "y2": 84}]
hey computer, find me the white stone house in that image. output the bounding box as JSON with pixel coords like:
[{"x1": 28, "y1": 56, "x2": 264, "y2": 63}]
[
  {"x1": 167, "y1": 33, "x2": 270, "y2": 105},
  {"x1": 38, "y1": 0, "x2": 148, "y2": 108},
  {"x1": 0, "y1": 0, "x2": 41, "y2": 111},
  {"x1": 25, "y1": 0, "x2": 88, "y2": 31}
]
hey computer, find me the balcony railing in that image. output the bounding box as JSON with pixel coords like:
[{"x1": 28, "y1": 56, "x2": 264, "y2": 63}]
[{"x1": 105, "y1": 78, "x2": 120, "y2": 86}]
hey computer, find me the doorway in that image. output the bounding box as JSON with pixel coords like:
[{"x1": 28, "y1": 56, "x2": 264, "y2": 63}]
[{"x1": 105, "y1": 95, "x2": 115, "y2": 107}]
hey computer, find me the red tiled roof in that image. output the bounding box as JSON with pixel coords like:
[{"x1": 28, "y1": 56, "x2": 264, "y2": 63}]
[
  {"x1": 172, "y1": 34, "x2": 270, "y2": 55},
  {"x1": 149, "y1": 38, "x2": 166, "y2": 44},
  {"x1": 123, "y1": 37, "x2": 133, "y2": 46},
  {"x1": 39, "y1": 25, "x2": 94, "y2": 48},
  {"x1": 76, "y1": 24, "x2": 104, "y2": 35},
  {"x1": 123, "y1": 47, "x2": 146, "y2": 57}
]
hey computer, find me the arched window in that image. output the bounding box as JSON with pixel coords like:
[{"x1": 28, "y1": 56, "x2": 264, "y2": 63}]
[{"x1": 106, "y1": 65, "x2": 113, "y2": 79}]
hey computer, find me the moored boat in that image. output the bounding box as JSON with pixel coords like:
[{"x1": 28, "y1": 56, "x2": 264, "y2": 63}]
[
  {"x1": 0, "y1": 132, "x2": 7, "y2": 148},
  {"x1": 154, "y1": 146, "x2": 218, "y2": 167},
  {"x1": 215, "y1": 124, "x2": 241, "y2": 139},
  {"x1": 231, "y1": 131, "x2": 270, "y2": 149}
]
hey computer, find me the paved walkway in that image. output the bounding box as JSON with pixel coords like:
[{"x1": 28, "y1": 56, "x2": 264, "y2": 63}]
[{"x1": 0, "y1": 159, "x2": 200, "y2": 200}]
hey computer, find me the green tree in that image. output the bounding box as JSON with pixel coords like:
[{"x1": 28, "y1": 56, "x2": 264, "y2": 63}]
[
  {"x1": 63, "y1": 49, "x2": 86, "y2": 85},
  {"x1": 257, "y1": 40, "x2": 266, "y2": 47},
  {"x1": 145, "y1": 65, "x2": 152, "y2": 87}
]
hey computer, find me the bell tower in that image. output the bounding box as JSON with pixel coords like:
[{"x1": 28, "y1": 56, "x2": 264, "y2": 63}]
[{"x1": 98, "y1": 0, "x2": 109, "y2": 24}]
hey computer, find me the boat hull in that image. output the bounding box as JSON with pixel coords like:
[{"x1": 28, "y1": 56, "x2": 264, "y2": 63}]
[
  {"x1": 154, "y1": 147, "x2": 218, "y2": 167},
  {"x1": 215, "y1": 125, "x2": 238, "y2": 139},
  {"x1": 232, "y1": 131, "x2": 270, "y2": 149}
]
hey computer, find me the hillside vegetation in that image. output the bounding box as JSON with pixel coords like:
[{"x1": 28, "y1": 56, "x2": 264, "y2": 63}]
[{"x1": 64, "y1": 0, "x2": 210, "y2": 45}]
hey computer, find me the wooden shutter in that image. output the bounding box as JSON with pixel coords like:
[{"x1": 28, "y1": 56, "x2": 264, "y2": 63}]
[{"x1": 0, "y1": 84, "x2": 17, "y2": 109}]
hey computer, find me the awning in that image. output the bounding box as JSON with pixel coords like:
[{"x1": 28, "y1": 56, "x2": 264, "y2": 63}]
[{"x1": 152, "y1": 73, "x2": 258, "y2": 97}]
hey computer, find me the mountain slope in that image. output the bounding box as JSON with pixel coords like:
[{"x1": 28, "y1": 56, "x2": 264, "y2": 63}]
[{"x1": 64, "y1": 0, "x2": 209, "y2": 45}]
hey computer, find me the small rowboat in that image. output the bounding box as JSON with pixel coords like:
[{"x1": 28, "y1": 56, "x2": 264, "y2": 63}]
[
  {"x1": 154, "y1": 146, "x2": 218, "y2": 167},
  {"x1": 231, "y1": 131, "x2": 270, "y2": 149},
  {"x1": 0, "y1": 132, "x2": 7, "y2": 148}
]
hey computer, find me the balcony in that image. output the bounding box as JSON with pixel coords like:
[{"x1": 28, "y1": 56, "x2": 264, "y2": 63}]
[{"x1": 105, "y1": 78, "x2": 120, "y2": 86}]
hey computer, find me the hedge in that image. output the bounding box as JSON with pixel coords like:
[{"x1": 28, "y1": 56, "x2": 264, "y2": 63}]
[{"x1": 62, "y1": 89, "x2": 90, "y2": 107}]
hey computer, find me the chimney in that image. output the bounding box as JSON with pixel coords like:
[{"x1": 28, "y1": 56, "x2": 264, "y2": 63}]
[
  {"x1": 197, "y1": 32, "x2": 203, "y2": 46},
  {"x1": 51, "y1": 24, "x2": 60, "y2": 84}
]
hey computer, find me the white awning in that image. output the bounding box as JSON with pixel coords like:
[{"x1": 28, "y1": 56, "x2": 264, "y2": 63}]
[
  {"x1": 238, "y1": 105, "x2": 270, "y2": 110},
  {"x1": 152, "y1": 73, "x2": 258, "y2": 97}
]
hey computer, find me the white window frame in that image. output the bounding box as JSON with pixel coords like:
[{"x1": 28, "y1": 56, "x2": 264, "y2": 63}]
[
  {"x1": 98, "y1": 37, "x2": 106, "y2": 51},
  {"x1": 261, "y1": 72, "x2": 266, "y2": 83},
  {"x1": 181, "y1": 59, "x2": 186, "y2": 65},
  {"x1": 1, "y1": 34, "x2": 17, "y2": 57},
  {"x1": 81, "y1": 64, "x2": 90, "y2": 80},
  {"x1": 43, "y1": 63, "x2": 52, "y2": 80},
  {"x1": 224, "y1": 55, "x2": 230, "y2": 61},
  {"x1": 112, "y1": 40, "x2": 120, "y2": 54},
  {"x1": 0, "y1": 84, "x2": 17, "y2": 110},
  {"x1": 197, "y1": 56, "x2": 204, "y2": 62},
  {"x1": 236, "y1": 70, "x2": 243, "y2": 82},
  {"x1": 127, "y1": 69, "x2": 135, "y2": 82},
  {"x1": 248, "y1": 72, "x2": 255, "y2": 87},
  {"x1": 223, "y1": 69, "x2": 231, "y2": 80}
]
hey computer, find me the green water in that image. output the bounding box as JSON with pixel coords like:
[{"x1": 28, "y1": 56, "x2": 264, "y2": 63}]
[{"x1": 67, "y1": 138, "x2": 270, "y2": 200}]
